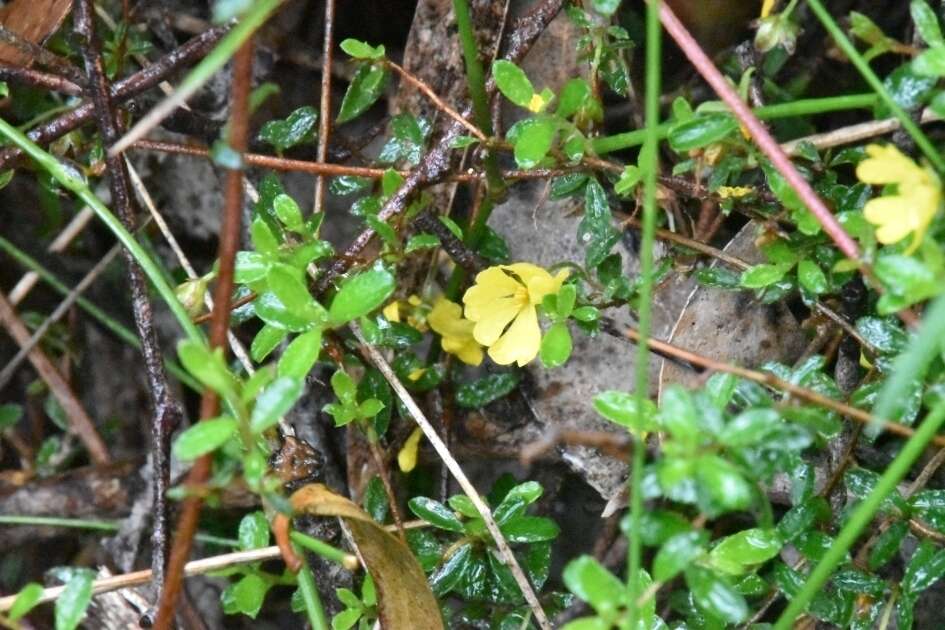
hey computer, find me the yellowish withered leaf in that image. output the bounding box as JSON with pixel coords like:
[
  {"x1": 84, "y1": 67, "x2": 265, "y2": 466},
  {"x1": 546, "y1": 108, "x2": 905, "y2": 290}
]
[{"x1": 290, "y1": 483, "x2": 444, "y2": 630}]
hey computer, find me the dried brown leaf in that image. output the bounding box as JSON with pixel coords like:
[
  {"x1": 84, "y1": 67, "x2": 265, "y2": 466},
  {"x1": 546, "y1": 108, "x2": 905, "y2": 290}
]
[{"x1": 0, "y1": 0, "x2": 72, "y2": 65}]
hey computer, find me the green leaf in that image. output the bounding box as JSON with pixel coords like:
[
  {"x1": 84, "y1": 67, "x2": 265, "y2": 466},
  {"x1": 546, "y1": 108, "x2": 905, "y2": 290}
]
[
  {"x1": 177, "y1": 340, "x2": 238, "y2": 399},
  {"x1": 513, "y1": 117, "x2": 556, "y2": 168},
  {"x1": 580, "y1": 178, "x2": 619, "y2": 268},
  {"x1": 913, "y1": 46, "x2": 945, "y2": 76},
  {"x1": 250, "y1": 377, "x2": 302, "y2": 433},
  {"x1": 238, "y1": 511, "x2": 270, "y2": 550},
  {"x1": 221, "y1": 573, "x2": 269, "y2": 618},
  {"x1": 172, "y1": 416, "x2": 238, "y2": 460},
  {"x1": 492, "y1": 60, "x2": 535, "y2": 109},
  {"x1": 430, "y1": 543, "x2": 472, "y2": 596},
  {"x1": 234, "y1": 250, "x2": 269, "y2": 284},
  {"x1": 685, "y1": 566, "x2": 748, "y2": 624},
  {"x1": 332, "y1": 607, "x2": 364, "y2": 630},
  {"x1": 912, "y1": 0, "x2": 945, "y2": 47},
  {"x1": 258, "y1": 106, "x2": 318, "y2": 152},
  {"x1": 328, "y1": 265, "x2": 396, "y2": 325},
  {"x1": 593, "y1": 391, "x2": 658, "y2": 434},
  {"x1": 455, "y1": 373, "x2": 520, "y2": 408},
  {"x1": 540, "y1": 321, "x2": 572, "y2": 368},
  {"x1": 668, "y1": 114, "x2": 738, "y2": 152},
  {"x1": 591, "y1": 0, "x2": 621, "y2": 16},
  {"x1": 659, "y1": 385, "x2": 700, "y2": 443},
  {"x1": 720, "y1": 409, "x2": 781, "y2": 447},
  {"x1": 0, "y1": 402, "x2": 23, "y2": 430},
  {"x1": 875, "y1": 255, "x2": 940, "y2": 313},
  {"x1": 741, "y1": 263, "x2": 790, "y2": 288},
  {"x1": 337, "y1": 63, "x2": 388, "y2": 124},
  {"x1": 448, "y1": 495, "x2": 480, "y2": 519},
  {"x1": 363, "y1": 476, "x2": 390, "y2": 523},
  {"x1": 707, "y1": 528, "x2": 782, "y2": 576},
  {"x1": 251, "y1": 324, "x2": 288, "y2": 362},
  {"x1": 797, "y1": 259, "x2": 828, "y2": 294},
  {"x1": 331, "y1": 369, "x2": 357, "y2": 404},
  {"x1": 695, "y1": 455, "x2": 754, "y2": 513},
  {"x1": 653, "y1": 531, "x2": 706, "y2": 582},
  {"x1": 250, "y1": 217, "x2": 279, "y2": 254},
  {"x1": 869, "y1": 520, "x2": 909, "y2": 569},
  {"x1": 340, "y1": 38, "x2": 385, "y2": 60},
  {"x1": 273, "y1": 193, "x2": 304, "y2": 232},
  {"x1": 500, "y1": 516, "x2": 560, "y2": 542},
  {"x1": 494, "y1": 481, "x2": 544, "y2": 523},
  {"x1": 904, "y1": 540, "x2": 945, "y2": 594},
  {"x1": 55, "y1": 569, "x2": 94, "y2": 630},
  {"x1": 615, "y1": 165, "x2": 642, "y2": 197},
  {"x1": 278, "y1": 328, "x2": 322, "y2": 379},
  {"x1": 556, "y1": 77, "x2": 598, "y2": 120},
  {"x1": 562, "y1": 555, "x2": 627, "y2": 613},
  {"x1": 408, "y1": 497, "x2": 464, "y2": 532},
  {"x1": 9, "y1": 582, "x2": 43, "y2": 621},
  {"x1": 404, "y1": 233, "x2": 440, "y2": 253}
]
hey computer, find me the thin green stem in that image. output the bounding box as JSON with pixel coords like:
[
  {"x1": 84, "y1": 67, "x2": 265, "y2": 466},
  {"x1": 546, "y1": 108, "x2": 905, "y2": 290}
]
[
  {"x1": 289, "y1": 530, "x2": 354, "y2": 566},
  {"x1": 0, "y1": 235, "x2": 199, "y2": 392},
  {"x1": 806, "y1": 0, "x2": 945, "y2": 174},
  {"x1": 591, "y1": 93, "x2": 879, "y2": 154},
  {"x1": 108, "y1": 0, "x2": 282, "y2": 155},
  {"x1": 773, "y1": 397, "x2": 945, "y2": 629},
  {"x1": 295, "y1": 552, "x2": 330, "y2": 630},
  {"x1": 452, "y1": 0, "x2": 492, "y2": 138},
  {"x1": 628, "y1": 1, "x2": 661, "y2": 626}
]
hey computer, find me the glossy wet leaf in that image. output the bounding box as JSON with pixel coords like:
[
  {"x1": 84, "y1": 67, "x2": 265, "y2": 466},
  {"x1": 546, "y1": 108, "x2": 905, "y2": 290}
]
[
  {"x1": 54, "y1": 569, "x2": 94, "y2": 630},
  {"x1": 455, "y1": 373, "x2": 520, "y2": 408},
  {"x1": 684, "y1": 566, "x2": 748, "y2": 624},
  {"x1": 9, "y1": 582, "x2": 43, "y2": 621},
  {"x1": 653, "y1": 531, "x2": 706, "y2": 582},
  {"x1": 340, "y1": 38, "x2": 385, "y2": 60},
  {"x1": 707, "y1": 528, "x2": 782, "y2": 575},
  {"x1": 328, "y1": 265, "x2": 396, "y2": 325},
  {"x1": 513, "y1": 117, "x2": 556, "y2": 168},
  {"x1": 540, "y1": 321, "x2": 572, "y2": 368},
  {"x1": 172, "y1": 416, "x2": 237, "y2": 460},
  {"x1": 238, "y1": 511, "x2": 270, "y2": 550},
  {"x1": 278, "y1": 328, "x2": 322, "y2": 380},
  {"x1": 178, "y1": 340, "x2": 238, "y2": 399},
  {"x1": 492, "y1": 60, "x2": 534, "y2": 109},
  {"x1": 903, "y1": 539, "x2": 945, "y2": 594},
  {"x1": 593, "y1": 391, "x2": 658, "y2": 434},
  {"x1": 668, "y1": 114, "x2": 738, "y2": 151},
  {"x1": 337, "y1": 63, "x2": 389, "y2": 124},
  {"x1": 500, "y1": 515, "x2": 560, "y2": 542},
  {"x1": 579, "y1": 178, "x2": 619, "y2": 268},
  {"x1": 250, "y1": 376, "x2": 303, "y2": 433},
  {"x1": 562, "y1": 555, "x2": 627, "y2": 614},
  {"x1": 408, "y1": 497, "x2": 464, "y2": 532},
  {"x1": 222, "y1": 574, "x2": 269, "y2": 618},
  {"x1": 258, "y1": 106, "x2": 317, "y2": 153}
]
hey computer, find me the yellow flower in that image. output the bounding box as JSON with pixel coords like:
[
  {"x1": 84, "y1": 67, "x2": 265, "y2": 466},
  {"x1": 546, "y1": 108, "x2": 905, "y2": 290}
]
[
  {"x1": 717, "y1": 186, "x2": 754, "y2": 199},
  {"x1": 428, "y1": 298, "x2": 483, "y2": 366},
  {"x1": 761, "y1": 0, "x2": 778, "y2": 19},
  {"x1": 382, "y1": 301, "x2": 400, "y2": 322},
  {"x1": 857, "y1": 144, "x2": 942, "y2": 253},
  {"x1": 397, "y1": 427, "x2": 423, "y2": 473},
  {"x1": 462, "y1": 263, "x2": 569, "y2": 367}
]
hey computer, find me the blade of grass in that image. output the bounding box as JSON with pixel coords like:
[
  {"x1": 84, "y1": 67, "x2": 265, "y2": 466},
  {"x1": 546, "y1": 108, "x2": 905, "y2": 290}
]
[
  {"x1": 628, "y1": 1, "x2": 661, "y2": 626},
  {"x1": 806, "y1": 0, "x2": 945, "y2": 175},
  {"x1": 0, "y1": 515, "x2": 238, "y2": 547},
  {"x1": 773, "y1": 396, "x2": 945, "y2": 629},
  {"x1": 295, "y1": 554, "x2": 330, "y2": 630},
  {"x1": 108, "y1": 0, "x2": 282, "y2": 156}
]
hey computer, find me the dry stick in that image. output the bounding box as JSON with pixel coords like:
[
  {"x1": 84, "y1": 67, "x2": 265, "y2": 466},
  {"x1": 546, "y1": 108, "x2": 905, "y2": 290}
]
[
  {"x1": 0, "y1": 289, "x2": 110, "y2": 464},
  {"x1": 0, "y1": 546, "x2": 312, "y2": 612},
  {"x1": 0, "y1": 24, "x2": 85, "y2": 84},
  {"x1": 152, "y1": 38, "x2": 254, "y2": 630},
  {"x1": 352, "y1": 324, "x2": 551, "y2": 630},
  {"x1": 312, "y1": 0, "x2": 336, "y2": 216},
  {"x1": 782, "y1": 107, "x2": 941, "y2": 156},
  {"x1": 656, "y1": 2, "x2": 860, "y2": 263},
  {"x1": 75, "y1": 0, "x2": 183, "y2": 601},
  {"x1": 387, "y1": 60, "x2": 487, "y2": 141},
  {"x1": 0, "y1": 243, "x2": 121, "y2": 390},
  {"x1": 0, "y1": 25, "x2": 228, "y2": 170},
  {"x1": 9, "y1": 207, "x2": 95, "y2": 304},
  {"x1": 603, "y1": 321, "x2": 945, "y2": 448},
  {"x1": 0, "y1": 64, "x2": 83, "y2": 95}
]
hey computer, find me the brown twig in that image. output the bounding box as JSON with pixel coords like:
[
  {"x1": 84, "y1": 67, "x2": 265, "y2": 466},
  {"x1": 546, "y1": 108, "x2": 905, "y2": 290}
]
[
  {"x1": 152, "y1": 37, "x2": 254, "y2": 630},
  {"x1": 0, "y1": 25, "x2": 229, "y2": 170},
  {"x1": 412, "y1": 210, "x2": 485, "y2": 273},
  {"x1": 0, "y1": 24, "x2": 84, "y2": 83},
  {"x1": 0, "y1": 63, "x2": 83, "y2": 95},
  {"x1": 0, "y1": 289, "x2": 110, "y2": 464},
  {"x1": 75, "y1": 0, "x2": 183, "y2": 604},
  {"x1": 386, "y1": 59, "x2": 486, "y2": 141},
  {"x1": 312, "y1": 0, "x2": 336, "y2": 216}
]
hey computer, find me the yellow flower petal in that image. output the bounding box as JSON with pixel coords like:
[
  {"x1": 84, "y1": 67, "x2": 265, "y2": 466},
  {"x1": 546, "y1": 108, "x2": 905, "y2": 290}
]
[
  {"x1": 463, "y1": 267, "x2": 521, "y2": 321},
  {"x1": 761, "y1": 0, "x2": 778, "y2": 19},
  {"x1": 408, "y1": 368, "x2": 426, "y2": 381},
  {"x1": 382, "y1": 301, "x2": 400, "y2": 322},
  {"x1": 471, "y1": 296, "x2": 523, "y2": 346},
  {"x1": 488, "y1": 304, "x2": 541, "y2": 367},
  {"x1": 397, "y1": 427, "x2": 423, "y2": 473},
  {"x1": 442, "y1": 335, "x2": 483, "y2": 366},
  {"x1": 856, "y1": 144, "x2": 924, "y2": 185},
  {"x1": 428, "y1": 298, "x2": 472, "y2": 338}
]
